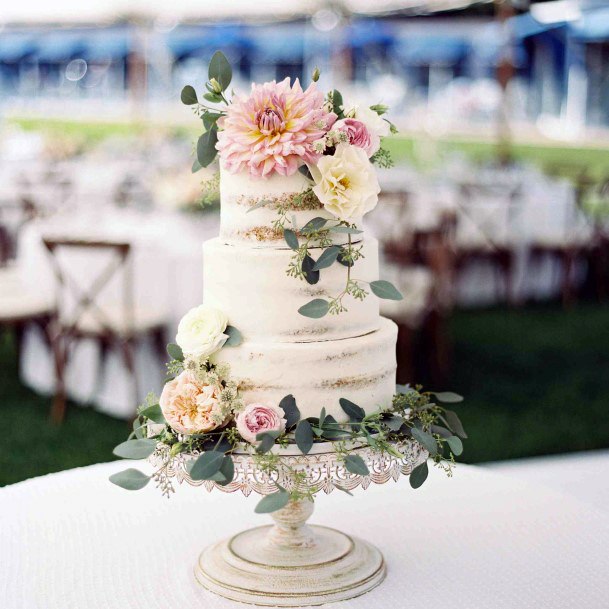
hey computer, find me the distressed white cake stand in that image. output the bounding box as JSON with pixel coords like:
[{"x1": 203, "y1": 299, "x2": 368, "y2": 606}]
[{"x1": 150, "y1": 440, "x2": 426, "y2": 607}]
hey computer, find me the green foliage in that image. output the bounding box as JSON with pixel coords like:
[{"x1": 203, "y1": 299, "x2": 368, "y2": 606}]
[
  {"x1": 166, "y1": 343, "x2": 184, "y2": 362},
  {"x1": 138, "y1": 404, "x2": 165, "y2": 425},
  {"x1": 312, "y1": 246, "x2": 341, "y2": 271},
  {"x1": 283, "y1": 229, "x2": 299, "y2": 250},
  {"x1": 370, "y1": 280, "x2": 403, "y2": 301},
  {"x1": 432, "y1": 392, "x2": 464, "y2": 404},
  {"x1": 256, "y1": 431, "x2": 282, "y2": 454},
  {"x1": 409, "y1": 461, "x2": 429, "y2": 489},
  {"x1": 190, "y1": 451, "x2": 226, "y2": 480},
  {"x1": 197, "y1": 127, "x2": 219, "y2": 168},
  {"x1": 298, "y1": 298, "x2": 330, "y2": 319},
  {"x1": 180, "y1": 85, "x2": 198, "y2": 105},
  {"x1": 301, "y1": 255, "x2": 320, "y2": 285},
  {"x1": 113, "y1": 439, "x2": 157, "y2": 459},
  {"x1": 109, "y1": 468, "x2": 150, "y2": 490},
  {"x1": 344, "y1": 454, "x2": 369, "y2": 476},
  {"x1": 279, "y1": 394, "x2": 300, "y2": 429},
  {"x1": 339, "y1": 398, "x2": 365, "y2": 421},
  {"x1": 255, "y1": 489, "x2": 291, "y2": 514},
  {"x1": 224, "y1": 325, "x2": 243, "y2": 347},
  {"x1": 208, "y1": 51, "x2": 232, "y2": 91},
  {"x1": 295, "y1": 420, "x2": 314, "y2": 454}
]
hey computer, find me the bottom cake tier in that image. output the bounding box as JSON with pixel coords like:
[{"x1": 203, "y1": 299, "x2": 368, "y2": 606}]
[{"x1": 213, "y1": 317, "x2": 398, "y2": 421}]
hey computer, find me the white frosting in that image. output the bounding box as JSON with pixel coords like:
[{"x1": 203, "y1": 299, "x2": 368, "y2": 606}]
[
  {"x1": 214, "y1": 318, "x2": 398, "y2": 421},
  {"x1": 203, "y1": 237, "x2": 380, "y2": 342},
  {"x1": 219, "y1": 166, "x2": 362, "y2": 247}
]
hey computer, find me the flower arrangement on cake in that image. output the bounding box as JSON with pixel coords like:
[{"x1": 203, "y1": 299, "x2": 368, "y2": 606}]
[{"x1": 110, "y1": 52, "x2": 467, "y2": 516}]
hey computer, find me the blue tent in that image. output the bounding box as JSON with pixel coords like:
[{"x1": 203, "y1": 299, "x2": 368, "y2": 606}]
[
  {"x1": 393, "y1": 36, "x2": 470, "y2": 66},
  {"x1": 83, "y1": 30, "x2": 131, "y2": 61},
  {"x1": 35, "y1": 33, "x2": 86, "y2": 63},
  {"x1": 510, "y1": 12, "x2": 567, "y2": 40},
  {"x1": 0, "y1": 33, "x2": 37, "y2": 62},
  {"x1": 167, "y1": 25, "x2": 246, "y2": 60},
  {"x1": 569, "y1": 6, "x2": 609, "y2": 41}
]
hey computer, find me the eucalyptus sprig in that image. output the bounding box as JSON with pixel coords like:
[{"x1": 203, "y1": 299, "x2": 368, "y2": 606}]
[{"x1": 181, "y1": 50, "x2": 233, "y2": 171}]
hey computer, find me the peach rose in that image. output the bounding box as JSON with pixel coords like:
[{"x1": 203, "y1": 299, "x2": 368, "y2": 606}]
[
  {"x1": 236, "y1": 403, "x2": 287, "y2": 444},
  {"x1": 160, "y1": 370, "x2": 225, "y2": 435}
]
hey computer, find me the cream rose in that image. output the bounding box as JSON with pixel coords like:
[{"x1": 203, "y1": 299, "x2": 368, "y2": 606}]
[
  {"x1": 175, "y1": 305, "x2": 229, "y2": 359},
  {"x1": 159, "y1": 370, "x2": 226, "y2": 435},
  {"x1": 236, "y1": 403, "x2": 287, "y2": 444},
  {"x1": 309, "y1": 143, "x2": 380, "y2": 221}
]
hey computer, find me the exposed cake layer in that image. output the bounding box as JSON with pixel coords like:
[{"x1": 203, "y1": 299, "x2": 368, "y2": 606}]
[
  {"x1": 219, "y1": 166, "x2": 362, "y2": 247},
  {"x1": 203, "y1": 236, "x2": 381, "y2": 342},
  {"x1": 213, "y1": 317, "x2": 398, "y2": 421}
]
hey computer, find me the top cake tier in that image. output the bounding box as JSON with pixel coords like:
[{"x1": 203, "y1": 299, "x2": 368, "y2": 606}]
[{"x1": 219, "y1": 166, "x2": 362, "y2": 247}]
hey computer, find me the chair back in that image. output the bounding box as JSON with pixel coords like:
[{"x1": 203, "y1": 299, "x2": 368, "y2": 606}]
[{"x1": 42, "y1": 238, "x2": 134, "y2": 337}]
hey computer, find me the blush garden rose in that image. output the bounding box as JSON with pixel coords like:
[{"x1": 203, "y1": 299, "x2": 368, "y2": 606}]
[
  {"x1": 159, "y1": 370, "x2": 226, "y2": 435},
  {"x1": 236, "y1": 403, "x2": 287, "y2": 444}
]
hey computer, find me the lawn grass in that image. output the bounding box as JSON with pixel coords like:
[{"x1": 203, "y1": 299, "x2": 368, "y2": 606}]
[{"x1": 1, "y1": 303, "x2": 609, "y2": 486}]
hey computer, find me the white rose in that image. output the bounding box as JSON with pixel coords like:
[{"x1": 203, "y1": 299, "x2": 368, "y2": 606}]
[
  {"x1": 352, "y1": 106, "x2": 390, "y2": 156},
  {"x1": 175, "y1": 305, "x2": 229, "y2": 359},
  {"x1": 309, "y1": 143, "x2": 380, "y2": 221}
]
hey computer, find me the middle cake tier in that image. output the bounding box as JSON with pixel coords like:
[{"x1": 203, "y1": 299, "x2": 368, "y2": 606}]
[{"x1": 203, "y1": 237, "x2": 381, "y2": 342}]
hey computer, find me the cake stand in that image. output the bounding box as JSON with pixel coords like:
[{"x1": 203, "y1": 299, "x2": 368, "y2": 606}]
[{"x1": 150, "y1": 439, "x2": 426, "y2": 606}]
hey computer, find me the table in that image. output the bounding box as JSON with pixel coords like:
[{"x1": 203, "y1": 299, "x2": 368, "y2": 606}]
[
  {"x1": 1, "y1": 459, "x2": 608, "y2": 609},
  {"x1": 14, "y1": 210, "x2": 219, "y2": 418}
]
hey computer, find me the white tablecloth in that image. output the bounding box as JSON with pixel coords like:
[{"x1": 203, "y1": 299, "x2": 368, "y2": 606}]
[
  {"x1": 1, "y1": 460, "x2": 608, "y2": 609},
  {"x1": 15, "y1": 210, "x2": 219, "y2": 418}
]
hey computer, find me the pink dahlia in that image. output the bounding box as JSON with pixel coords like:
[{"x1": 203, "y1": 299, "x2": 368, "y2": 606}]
[{"x1": 216, "y1": 78, "x2": 336, "y2": 178}]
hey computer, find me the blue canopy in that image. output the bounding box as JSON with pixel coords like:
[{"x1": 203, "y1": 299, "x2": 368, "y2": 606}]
[
  {"x1": 0, "y1": 33, "x2": 37, "y2": 62},
  {"x1": 167, "y1": 25, "x2": 246, "y2": 59},
  {"x1": 347, "y1": 20, "x2": 394, "y2": 48},
  {"x1": 569, "y1": 7, "x2": 609, "y2": 41},
  {"x1": 35, "y1": 33, "x2": 85, "y2": 62},
  {"x1": 393, "y1": 36, "x2": 470, "y2": 66},
  {"x1": 83, "y1": 31, "x2": 131, "y2": 61}
]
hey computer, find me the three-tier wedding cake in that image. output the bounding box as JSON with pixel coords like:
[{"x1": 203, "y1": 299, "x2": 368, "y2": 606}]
[{"x1": 205, "y1": 167, "x2": 398, "y2": 421}]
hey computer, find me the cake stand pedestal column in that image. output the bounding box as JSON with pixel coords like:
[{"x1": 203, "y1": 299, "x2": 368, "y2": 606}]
[{"x1": 194, "y1": 498, "x2": 386, "y2": 607}]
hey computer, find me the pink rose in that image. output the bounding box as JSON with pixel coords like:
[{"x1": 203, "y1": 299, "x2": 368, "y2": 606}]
[
  {"x1": 236, "y1": 403, "x2": 287, "y2": 444},
  {"x1": 159, "y1": 370, "x2": 226, "y2": 435},
  {"x1": 333, "y1": 118, "x2": 377, "y2": 157}
]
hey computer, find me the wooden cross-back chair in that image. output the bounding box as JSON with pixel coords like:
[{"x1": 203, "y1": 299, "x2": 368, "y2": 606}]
[{"x1": 42, "y1": 238, "x2": 166, "y2": 423}]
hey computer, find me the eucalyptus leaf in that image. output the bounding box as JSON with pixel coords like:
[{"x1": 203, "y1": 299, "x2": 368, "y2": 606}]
[
  {"x1": 432, "y1": 391, "x2": 464, "y2": 404},
  {"x1": 139, "y1": 404, "x2": 166, "y2": 425},
  {"x1": 109, "y1": 468, "x2": 150, "y2": 491},
  {"x1": 298, "y1": 164, "x2": 313, "y2": 180},
  {"x1": 279, "y1": 394, "x2": 300, "y2": 429},
  {"x1": 255, "y1": 490, "x2": 290, "y2": 514},
  {"x1": 283, "y1": 228, "x2": 299, "y2": 250},
  {"x1": 166, "y1": 343, "x2": 184, "y2": 362},
  {"x1": 319, "y1": 407, "x2": 327, "y2": 428},
  {"x1": 329, "y1": 225, "x2": 363, "y2": 234},
  {"x1": 256, "y1": 430, "x2": 281, "y2": 454},
  {"x1": 312, "y1": 246, "x2": 341, "y2": 271},
  {"x1": 301, "y1": 217, "x2": 328, "y2": 234},
  {"x1": 411, "y1": 427, "x2": 438, "y2": 456},
  {"x1": 430, "y1": 424, "x2": 453, "y2": 439},
  {"x1": 113, "y1": 439, "x2": 157, "y2": 459},
  {"x1": 332, "y1": 89, "x2": 343, "y2": 116},
  {"x1": 344, "y1": 454, "x2": 369, "y2": 476},
  {"x1": 208, "y1": 50, "x2": 232, "y2": 91},
  {"x1": 334, "y1": 484, "x2": 353, "y2": 496},
  {"x1": 446, "y1": 435, "x2": 464, "y2": 456},
  {"x1": 298, "y1": 298, "x2": 330, "y2": 319},
  {"x1": 302, "y1": 255, "x2": 320, "y2": 285},
  {"x1": 370, "y1": 280, "x2": 403, "y2": 301},
  {"x1": 295, "y1": 420, "x2": 314, "y2": 455},
  {"x1": 409, "y1": 461, "x2": 429, "y2": 489},
  {"x1": 190, "y1": 451, "x2": 225, "y2": 481},
  {"x1": 395, "y1": 383, "x2": 410, "y2": 395},
  {"x1": 191, "y1": 158, "x2": 202, "y2": 173},
  {"x1": 197, "y1": 127, "x2": 219, "y2": 168},
  {"x1": 203, "y1": 92, "x2": 223, "y2": 103},
  {"x1": 384, "y1": 414, "x2": 405, "y2": 432},
  {"x1": 216, "y1": 456, "x2": 235, "y2": 486},
  {"x1": 180, "y1": 85, "x2": 198, "y2": 105},
  {"x1": 339, "y1": 398, "x2": 365, "y2": 421},
  {"x1": 202, "y1": 111, "x2": 222, "y2": 131},
  {"x1": 246, "y1": 198, "x2": 273, "y2": 213},
  {"x1": 224, "y1": 325, "x2": 243, "y2": 347},
  {"x1": 443, "y1": 410, "x2": 468, "y2": 439}
]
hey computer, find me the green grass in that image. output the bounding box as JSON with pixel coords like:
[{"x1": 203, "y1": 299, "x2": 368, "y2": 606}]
[{"x1": 2, "y1": 303, "x2": 609, "y2": 485}]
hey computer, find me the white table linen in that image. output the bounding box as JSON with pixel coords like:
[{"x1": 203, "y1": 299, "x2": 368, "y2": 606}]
[{"x1": 1, "y1": 460, "x2": 608, "y2": 609}]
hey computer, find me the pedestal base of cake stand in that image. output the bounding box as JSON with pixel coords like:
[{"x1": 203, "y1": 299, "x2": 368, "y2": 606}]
[{"x1": 194, "y1": 498, "x2": 386, "y2": 607}]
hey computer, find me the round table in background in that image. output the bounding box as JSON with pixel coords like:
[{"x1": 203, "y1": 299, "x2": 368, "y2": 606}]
[{"x1": 1, "y1": 461, "x2": 608, "y2": 609}]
